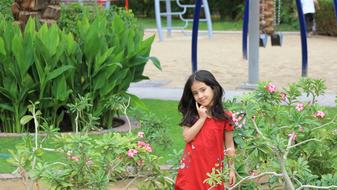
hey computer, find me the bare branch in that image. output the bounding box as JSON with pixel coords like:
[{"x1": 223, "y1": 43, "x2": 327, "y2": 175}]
[
  {"x1": 288, "y1": 138, "x2": 320, "y2": 149},
  {"x1": 312, "y1": 115, "x2": 336, "y2": 131},
  {"x1": 251, "y1": 119, "x2": 264, "y2": 137},
  {"x1": 296, "y1": 185, "x2": 337, "y2": 190},
  {"x1": 228, "y1": 172, "x2": 283, "y2": 190}
]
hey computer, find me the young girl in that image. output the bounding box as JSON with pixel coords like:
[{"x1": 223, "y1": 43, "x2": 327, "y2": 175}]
[{"x1": 174, "y1": 70, "x2": 236, "y2": 190}]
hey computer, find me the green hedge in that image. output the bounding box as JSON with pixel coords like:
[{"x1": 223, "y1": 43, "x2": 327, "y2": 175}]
[
  {"x1": 316, "y1": 0, "x2": 337, "y2": 36},
  {"x1": 0, "y1": 0, "x2": 13, "y2": 21}
]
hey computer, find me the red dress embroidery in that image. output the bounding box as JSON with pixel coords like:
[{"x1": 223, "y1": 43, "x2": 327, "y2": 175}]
[{"x1": 174, "y1": 115, "x2": 234, "y2": 190}]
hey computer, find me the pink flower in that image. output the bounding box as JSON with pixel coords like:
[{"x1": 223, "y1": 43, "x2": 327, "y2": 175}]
[
  {"x1": 70, "y1": 156, "x2": 80, "y2": 161},
  {"x1": 280, "y1": 92, "x2": 287, "y2": 101},
  {"x1": 295, "y1": 103, "x2": 304, "y2": 112},
  {"x1": 137, "y1": 141, "x2": 146, "y2": 147},
  {"x1": 137, "y1": 131, "x2": 144, "y2": 138},
  {"x1": 264, "y1": 83, "x2": 276, "y2": 93},
  {"x1": 127, "y1": 149, "x2": 138, "y2": 158},
  {"x1": 314, "y1": 111, "x2": 325, "y2": 118},
  {"x1": 144, "y1": 144, "x2": 153, "y2": 152}
]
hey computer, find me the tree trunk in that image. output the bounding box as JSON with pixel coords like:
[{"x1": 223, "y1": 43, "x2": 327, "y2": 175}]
[{"x1": 12, "y1": 0, "x2": 61, "y2": 30}]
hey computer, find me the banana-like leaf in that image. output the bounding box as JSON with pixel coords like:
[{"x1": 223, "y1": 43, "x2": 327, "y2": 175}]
[
  {"x1": 148, "y1": 56, "x2": 161, "y2": 70},
  {"x1": 46, "y1": 65, "x2": 75, "y2": 82},
  {"x1": 53, "y1": 75, "x2": 71, "y2": 102},
  {"x1": 63, "y1": 33, "x2": 77, "y2": 55},
  {"x1": 111, "y1": 15, "x2": 125, "y2": 35},
  {"x1": 131, "y1": 56, "x2": 161, "y2": 70},
  {"x1": 125, "y1": 92, "x2": 148, "y2": 111},
  {"x1": 37, "y1": 24, "x2": 60, "y2": 57},
  {"x1": 94, "y1": 47, "x2": 115, "y2": 73},
  {"x1": 93, "y1": 63, "x2": 120, "y2": 91}
]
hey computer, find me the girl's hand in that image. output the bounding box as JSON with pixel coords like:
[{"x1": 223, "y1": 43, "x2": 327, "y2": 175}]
[
  {"x1": 229, "y1": 169, "x2": 236, "y2": 187},
  {"x1": 196, "y1": 102, "x2": 208, "y2": 119}
]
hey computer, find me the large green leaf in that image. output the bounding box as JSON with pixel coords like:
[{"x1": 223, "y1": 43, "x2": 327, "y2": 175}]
[
  {"x1": 93, "y1": 63, "x2": 120, "y2": 91},
  {"x1": 37, "y1": 24, "x2": 60, "y2": 56},
  {"x1": 126, "y1": 93, "x2": 148, "y2": 111},
  {"x1": 46, "y1": 65, "x2": 74, "y2": 82},
  {"x1": 53, "y1": 75, "x2": 71, "y2": 102},
  {"x1": 94, "y1": 47, "x2": 115, "y2": 73},
  {"x1": 111, "y1": 15, "x2": 125, "y2": 35}
]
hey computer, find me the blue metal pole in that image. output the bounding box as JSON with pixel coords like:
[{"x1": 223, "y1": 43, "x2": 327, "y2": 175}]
[
  {"x1": 191, "y1": 0, "x2": 202, "y2": 73},
  {"x1": 105, "y1": 0, "x2": 110, "y2": 9},
  {"x1": 242, "y1": 0, "x2": 249, "y2": 60},
  {"x1": 295, "y1": 0, "x2": 308, "y2": 77},
  {"x1": 333, "y1": 0, "x2": 337, "y2": 24}
]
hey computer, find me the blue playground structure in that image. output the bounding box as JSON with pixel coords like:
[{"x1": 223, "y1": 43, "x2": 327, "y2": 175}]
[
  {"x1": 154, "y1": 0, "x2": 213, "y2": 41},
  {"x1": 191, "y1": 0, "x2": 337, "y2": 87}
]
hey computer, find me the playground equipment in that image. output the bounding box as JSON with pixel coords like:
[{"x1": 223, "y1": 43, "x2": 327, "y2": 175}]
[
  {"x1": 155, "y1": 0, "x2": 213, "y2": 41},
  {"x1": 191, "y1": 0, "x2": 337, "y2": 86},
  {"x1": 242, "y1": 0, "x2": 337, "y2": 80},
  {"x1": 259, "y1": 0, "x2": 283, "y2": 47}
]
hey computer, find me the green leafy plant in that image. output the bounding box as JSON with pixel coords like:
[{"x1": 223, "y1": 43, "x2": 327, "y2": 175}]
[
  {"x1": 139, "y1": 112, "x2": 173, "y2": 148},
  {"x1": 0, "y1": 7, "x2": 160, "y2": 133}
]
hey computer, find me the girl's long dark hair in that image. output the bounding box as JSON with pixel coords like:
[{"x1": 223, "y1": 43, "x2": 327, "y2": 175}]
[{"x1": 178, "y1": 70, "x2": 230, "y2": 127}]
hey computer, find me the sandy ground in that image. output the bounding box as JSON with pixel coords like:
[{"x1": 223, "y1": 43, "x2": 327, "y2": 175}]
[{"x1": 143, "y1": 31, "x2": 337, "y2": 94}]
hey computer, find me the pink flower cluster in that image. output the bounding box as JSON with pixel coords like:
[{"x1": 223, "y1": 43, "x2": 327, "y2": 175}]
[
  {"x1": 314, "y1": 111, "x2": 325, "y2": 118},
  {"x1": 295, "y1": 103, "x2": 304, "y2": 111},
  {"x1": 127, "y1": 149, "x2": 138, "y2": 158},
  {"x1": 264, "y1": 83, "x2": 276, "y2": 93},
  {"x1": 137, "y1": 141, "x2": 153, "y2": 152},
  {"x1": 232, "y1": 111, "x2": 246, "y2": 129}
]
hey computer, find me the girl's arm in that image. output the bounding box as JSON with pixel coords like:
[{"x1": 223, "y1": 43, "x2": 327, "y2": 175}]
[
  {"x1": 225, "y1": 131, "x2": 236, "y2": 186},
  {"x1": 182, "y1": 117, "x2": 206, "y2": 143},
  {"x1": 182, "y1": 102, "x2": 208, "y2": 143}
]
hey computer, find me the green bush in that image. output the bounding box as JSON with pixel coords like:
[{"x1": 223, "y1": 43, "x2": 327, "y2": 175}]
[
  {"x1": 8, "y1": 103, "x2": 173, "y2": 189},
  {"x1": 207, "y1": 78, "x2": 337, "y2": 189},
  {"x1": 316, "y1": 0, "x2": 337, "y2": 36},
  {"x1": 0, "y1": 8, "x2": 161, "y2": 133}
]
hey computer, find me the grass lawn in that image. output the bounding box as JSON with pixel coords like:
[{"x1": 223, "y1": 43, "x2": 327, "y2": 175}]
[
  {"x1": 0, "y1": 99, "x2": 336, "y2": 173},
  {"x1": 137, "y1": 18, "x2": 298, "y2": 31}
]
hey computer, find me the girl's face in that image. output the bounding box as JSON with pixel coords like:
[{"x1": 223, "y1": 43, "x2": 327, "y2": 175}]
[{"x1": 191, "y1": 81, "x2": 214, "y2": 108}]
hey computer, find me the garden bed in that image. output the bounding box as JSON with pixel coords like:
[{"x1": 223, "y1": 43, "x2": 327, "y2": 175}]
[{"x1": 0, "y1": 179, "x2": 138, "y2": 190}]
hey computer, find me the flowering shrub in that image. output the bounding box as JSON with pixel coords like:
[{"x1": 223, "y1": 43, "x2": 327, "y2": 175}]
[
  {"x1": 8, "y1": 103, "x2": 173, "y2": 189},
  {"x1": 207, "y1": 78, "x2": 337, "y2": 189}
]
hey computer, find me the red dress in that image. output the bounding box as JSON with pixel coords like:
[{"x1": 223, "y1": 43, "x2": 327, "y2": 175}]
[{"x1": 174, "y1": 116, "x2": 234, "y2": 190}]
